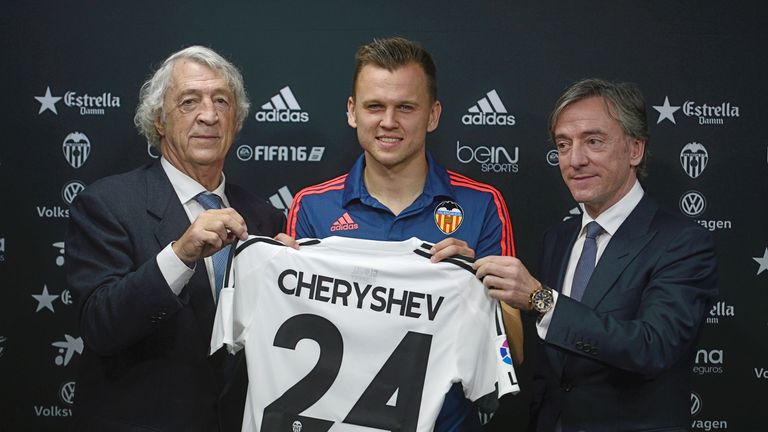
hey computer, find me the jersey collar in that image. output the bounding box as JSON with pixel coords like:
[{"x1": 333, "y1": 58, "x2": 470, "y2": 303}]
[{"x1": 341, "y1": 151, "x2": 456, "y2": 211}]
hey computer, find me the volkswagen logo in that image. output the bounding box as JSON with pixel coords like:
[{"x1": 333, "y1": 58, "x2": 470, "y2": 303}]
[
  {"x1": 61, "y1": 180, "x2": 86, "y2": 205},
  {"x1": 690, "y1": 392, "x2": 702, "y2": 416},
  {"x1": 679, "y1": 191, "x2": 706, "y2": 217},
  {"x1": 60, "y1": 381, "x2": 76, "y2": 405}
]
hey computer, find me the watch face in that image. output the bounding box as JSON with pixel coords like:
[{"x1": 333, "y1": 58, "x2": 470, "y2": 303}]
[{"x1": 532, "y1": 289, "x2": 552, "y2": 312}]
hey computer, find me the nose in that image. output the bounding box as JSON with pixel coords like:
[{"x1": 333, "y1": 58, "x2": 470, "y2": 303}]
[
  {"x1": 380, "y1": 107, "x2": 398, "y2": 129},
  {"x1": 569, "y1": 141, "x2": 589, "y2": 167},
  {"x1": 196, "y1": 98, "x2": 218, "y2": 125}
]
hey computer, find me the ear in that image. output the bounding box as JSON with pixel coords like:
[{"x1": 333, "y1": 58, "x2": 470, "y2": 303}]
[
  {"x1": 427, "y1": 100, "x2": 442, "y2": 132},
  {"x1": 154, "y1": 114, "x2": 165, "y2": 138},
  {"x1": 346, "y1": 97, "x2": 357, "y2": 128},
  {"x1": 629, "y1": 138, "x2": 645, "y2": 167}
]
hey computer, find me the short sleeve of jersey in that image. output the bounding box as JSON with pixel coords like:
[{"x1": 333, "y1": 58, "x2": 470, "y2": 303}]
[
  {"x1": 453, "y1": 271, "x2": 500, "y2": 401},
  {"x1": 211, "y1": 236, "x2": 282, "y2": 355}
]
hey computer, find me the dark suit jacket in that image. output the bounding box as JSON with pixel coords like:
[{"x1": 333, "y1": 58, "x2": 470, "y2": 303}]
[
  {"x1": 66, "y1": 162, "x2": 284, "y2": 432},
  {"x1": 530, "y1": 195, "x2": 717, "y2": 432}
]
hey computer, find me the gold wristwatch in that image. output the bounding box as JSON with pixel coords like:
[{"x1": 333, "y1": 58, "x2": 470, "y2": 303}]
[{"x1": 530, "y1": 283, "x2": 554, "y2": 315}]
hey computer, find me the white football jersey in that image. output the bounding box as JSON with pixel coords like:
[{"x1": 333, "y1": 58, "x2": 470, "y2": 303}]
[{"x1": 211, "y1": 236, "x2": 519, "y2": 432}]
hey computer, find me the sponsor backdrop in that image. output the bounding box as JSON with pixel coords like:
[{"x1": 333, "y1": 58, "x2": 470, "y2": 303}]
[{"x1": 1, "y1": 2, "x2": 766, "y2": 431}]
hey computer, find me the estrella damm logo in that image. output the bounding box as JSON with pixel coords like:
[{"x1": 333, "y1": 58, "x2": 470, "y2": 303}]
[{"x1": 434, "y1": 201, "x2": 464, "y2": 235}]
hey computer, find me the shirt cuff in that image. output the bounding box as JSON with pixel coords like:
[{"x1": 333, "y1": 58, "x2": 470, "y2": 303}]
[
  {"x1": 535, "y1": 289, "x2": 559, "y2": 340},
  {"x1": 157, "y1": 243, "x2": 195, "y2": 296}
]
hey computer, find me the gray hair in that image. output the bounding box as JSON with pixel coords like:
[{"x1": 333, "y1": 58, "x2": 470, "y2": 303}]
[
  {"x1": 134, "y1": 46, "x2": 250, "y2": 148},
  {"x1": 549, "y1": 78, "x2": 650, "y2": 178}
]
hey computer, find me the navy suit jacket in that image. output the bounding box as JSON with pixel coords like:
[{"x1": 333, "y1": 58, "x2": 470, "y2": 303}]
[
  {"x1": 66, "y1": 162, "x2": 284, "y2": 432},
  {"x1": 530, "y1": 195, "x2": 717, "y2": 432}
]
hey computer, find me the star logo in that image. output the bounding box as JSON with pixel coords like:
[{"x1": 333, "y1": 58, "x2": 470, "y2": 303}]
[
  {"x1": 32, "y1": 285, "x2": 58, "y2": 312},
  {"x1": 35, "y1": 86, "x2": 62, "y2": 115},
  {"x1": 653, "y1": 96, "x2": 681, "y2": 124},
  {"x1": 753, "y1": 247, "x2": 768, "y2": 276}
]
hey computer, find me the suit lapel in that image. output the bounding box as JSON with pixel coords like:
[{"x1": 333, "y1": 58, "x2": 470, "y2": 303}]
[
  {"x1": 145, "y1": 162, "x2": 216, "y2": 328},
  {"x1": 147, "y1": 162, "x2": 189, "y2": 248},
  {"x1": 552, "y1": 220, "x2": 580, "y2": 293},
  {"x1": 226, "y1": 184, "x2": 266, "y2": 236},
  {"x1": 580, "y1": 196, "x2": 658, "y2": 308}
]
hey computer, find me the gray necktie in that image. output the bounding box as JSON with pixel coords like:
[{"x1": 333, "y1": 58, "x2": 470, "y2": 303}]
[
  {"x1": 194, "y1": 192, "x2": 229, "y2": 300},
  {"x1": 570, "y1": 221, "x2": 603, "y2": 301}
]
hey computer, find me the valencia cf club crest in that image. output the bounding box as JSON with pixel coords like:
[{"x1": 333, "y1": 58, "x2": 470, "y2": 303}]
[
  {"x1": 434, "y1": 201, "x2": 464, "y2": 235},
  {"x1": 62, "y1": 132, "x2": 91, "y2": 169},
  {"x1": 680, "y1": 142, "x2": 708, "y2": 179}
]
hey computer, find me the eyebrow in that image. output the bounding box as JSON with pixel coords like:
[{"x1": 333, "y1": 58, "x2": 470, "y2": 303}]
[
  {"x1": 360, "y1": 97, "x2": 419, "y2": 106},
  {"x1": 554, "y1": 128, "x2": 608, "y2": 140}
]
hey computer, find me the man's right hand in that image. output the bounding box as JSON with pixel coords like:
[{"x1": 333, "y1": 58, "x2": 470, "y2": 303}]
[{"x1": 172, "y1": 208, "x2": 249, "y2": 265}]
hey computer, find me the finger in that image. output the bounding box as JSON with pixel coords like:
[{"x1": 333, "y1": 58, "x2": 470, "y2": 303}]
[
  {"x1": 203, "y1": 212, "x2": 248, "y2": 242},
  {"x1": 217, "y1": 209, "x2": 249, "y2": 240},
  {"x1": 430, "y1": 239, "x2": 475, "y2": 262},
  {"x1": 274, "y1": 233, "x2": 300, "y2": 250}
]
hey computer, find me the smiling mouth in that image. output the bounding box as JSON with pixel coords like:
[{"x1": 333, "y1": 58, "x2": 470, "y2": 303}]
[{"x1": 376, "y1": 136, "x2": 402, "y2": 146}]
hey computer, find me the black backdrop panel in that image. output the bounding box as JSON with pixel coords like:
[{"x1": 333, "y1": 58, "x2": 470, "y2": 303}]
[{"x1": 1, "y1": 2, "x2": 766, "y2": 431}]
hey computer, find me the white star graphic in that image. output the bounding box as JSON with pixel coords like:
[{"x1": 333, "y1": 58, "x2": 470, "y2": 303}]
[
  {"x1": 32, "y1": 285, "x2": 58, "y2": 312},
  {"x1": 34, "y1": 86, "x2": 62, "y2": 114},
  {"x1": 754, "y1": 247, "x2": 768, "y2": 276},
  {"x1": 652, "y1": 96, "x2": 681, "y2": 124}
]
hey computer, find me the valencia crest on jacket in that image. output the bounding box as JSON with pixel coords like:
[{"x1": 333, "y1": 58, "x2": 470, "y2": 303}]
[{"x1": 434, "y1": 201, "x2": 464, "y2": 235}]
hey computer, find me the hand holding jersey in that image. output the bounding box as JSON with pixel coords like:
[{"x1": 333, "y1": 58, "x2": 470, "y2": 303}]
[{"x1": 173, "y1": 206, "x2": 249, "y2": 265}]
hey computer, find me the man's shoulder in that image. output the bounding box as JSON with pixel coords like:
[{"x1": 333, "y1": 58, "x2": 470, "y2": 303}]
[
  {"x1": 226, "y1": 182, "x2": 281, "y2": 214},
  {"x1": 80, "y1": 162, "x2": 157, "y2": 198},
  {"x1": 293, "y1": 173, "x2": 349, "y2": 204},
  {"x1": 648, "y1": 200, "x2": 710, "y2": 237},
  {"x1": 444, "y1": 169, "x2": 503, "y2": 201}
]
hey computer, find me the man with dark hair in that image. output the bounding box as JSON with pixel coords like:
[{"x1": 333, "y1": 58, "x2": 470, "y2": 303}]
[
  {"x1": 66, "y1": 46, "x2": 284, "y2": 431},
  {"x1": 284, "y1": 36, "x2": 522, "y2": 431},
  {"x1": 475, "y1": 78, "x2": 718, "y2": 431}
]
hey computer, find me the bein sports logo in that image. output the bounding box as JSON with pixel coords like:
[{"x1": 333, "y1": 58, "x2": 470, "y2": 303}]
[{"x1": 456, "y1": 141, "x2": 519, "y2": 173}]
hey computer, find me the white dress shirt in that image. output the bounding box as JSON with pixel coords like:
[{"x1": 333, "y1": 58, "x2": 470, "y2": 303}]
[
  {"x1": 156, "y1": 157, "x2": 230, "y2": 299},
  {"x1": 537, "y1": 180, "x2": 644, "y2": 339}
]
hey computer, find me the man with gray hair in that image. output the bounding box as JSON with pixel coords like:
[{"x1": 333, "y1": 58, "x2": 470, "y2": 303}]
[
  {"x1": 67, "y1": 46, "x2": 284, "y2": 431},
  {"x1": 474, "y1": 78, "x2": 717, "y2": 431}
]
